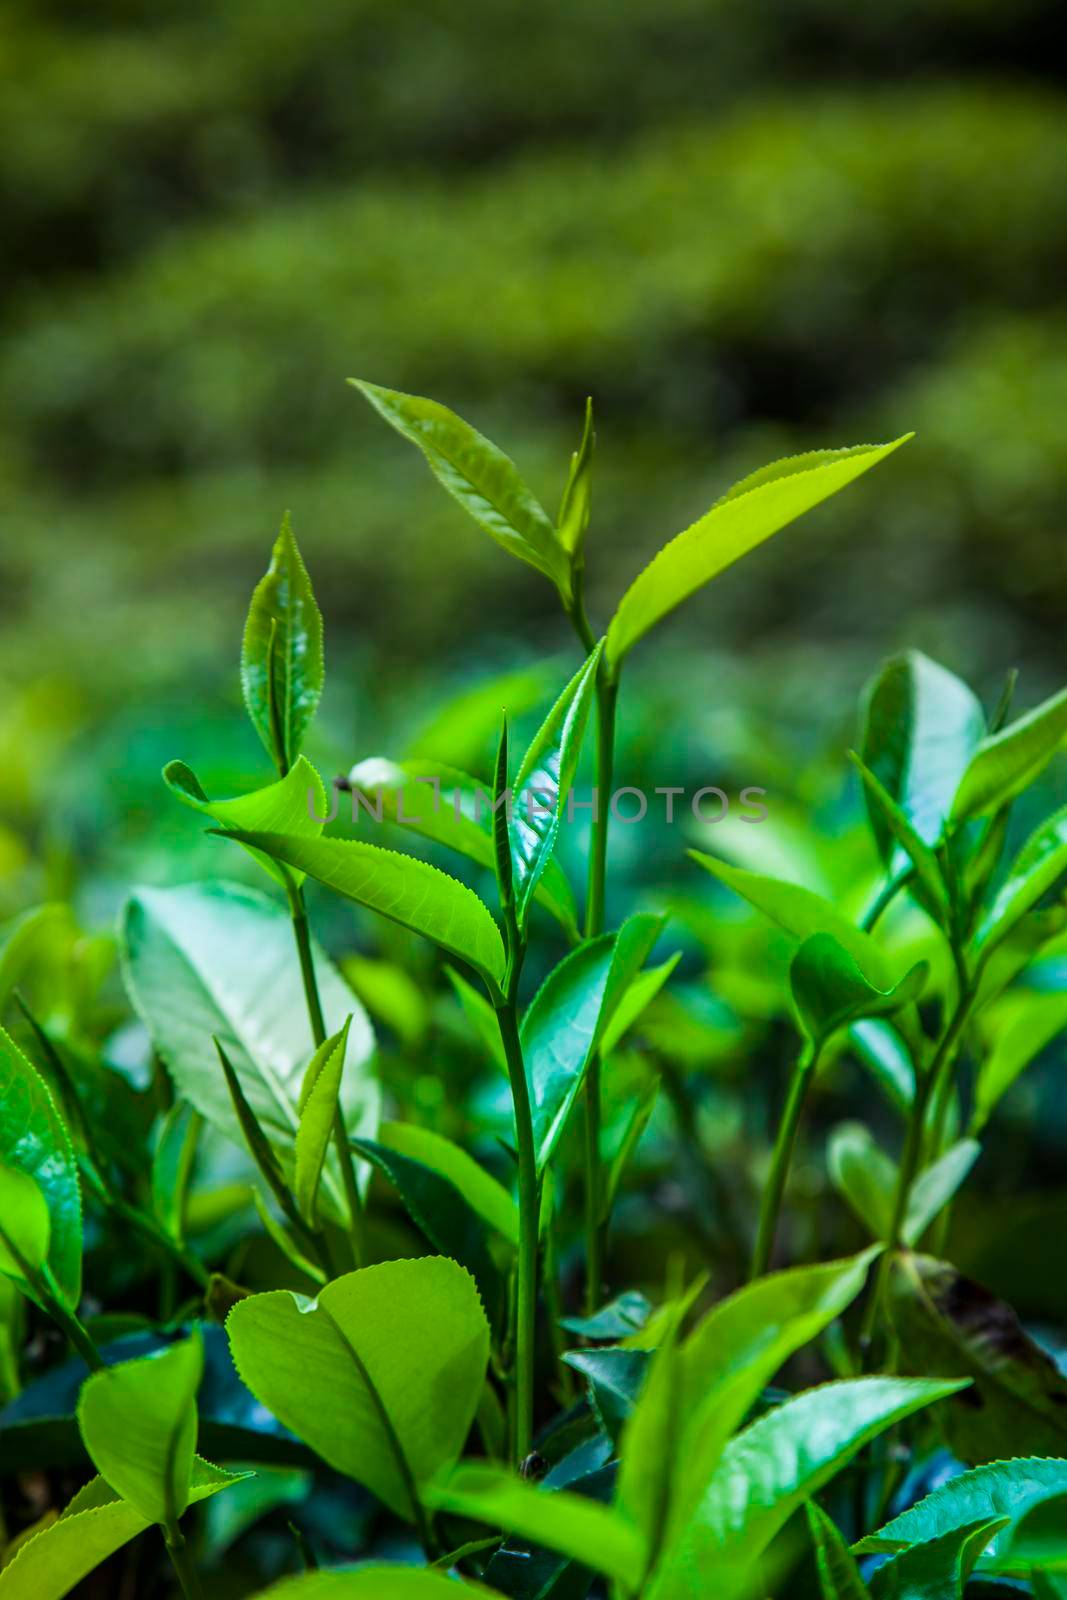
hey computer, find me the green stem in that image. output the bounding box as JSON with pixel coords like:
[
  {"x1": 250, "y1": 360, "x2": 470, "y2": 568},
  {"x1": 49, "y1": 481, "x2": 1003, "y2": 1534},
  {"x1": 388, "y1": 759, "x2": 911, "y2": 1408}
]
[
  {"x1": 493, "y1": 975, "x2": 539, "y2": 1464},
  {"x1": 164, "y1": 1523, "x2": 203, "y2": 1600},
  {"x1": 287, "y1": 880, "x2": 363, "y2": 1268},
  {"x1": 861, "y1": 981, "x2": 974, "y2": 1351},
  {"x1": 861, "y1": 865, "x2": 915, "y2": 933},
  {"x1": 38, "y1": 1265, "x2": 105, "y2": 1371},
  {"x1": 750, "y1": 1043, "x2": 818, "y2": 1280}
]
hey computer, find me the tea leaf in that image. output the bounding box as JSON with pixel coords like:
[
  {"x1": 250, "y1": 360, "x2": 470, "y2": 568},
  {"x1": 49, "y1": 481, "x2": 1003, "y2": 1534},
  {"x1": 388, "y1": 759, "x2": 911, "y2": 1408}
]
[
  {"x1": 606, "y1": 438, "x2": 911, "y2": 673},
  {"x1": 890, "y1": 1253, "x2": 1067, "y2": 1463},
  {"x1": 211, "y1": 832, "x2": 507, "y2": 989},
  {"x1": 557, "y1": 396, "x2": 595, "y2": 560},
  {"x1": 255, "y1": 1571, "x2": 497, "y2": 1598},
  {"x1": 806, "y1": 1502, "x2": 872, "y2": 1600},
  {"x1": 0, "y1": 1460, "x2": 246, "y2": 1600},
  {"x1": 0, "y1": 1164, "x2": 50, "y2": 1283},
  {"x1": 0, "y1": 1028, "x2": 81, "y2": 1309},
  {"x1": 346, "y1": 756, "x2": 579, "y2": 938},
  {"x1": 77, "y1": 1330, "x2": 203, "y2": 1525},
  {"x1": 867, "y1": 1516, "x2": 1008, "y2": 1598},
  {"x1": 849, "y1": 753, "x2": 949, "y2": 920},
  {"x1": 951, "y1": 684, "x2": 1067, "y2": 822},
  {"x1": 860, "y1": 651, "x2": 984, "y2": 853},
  {"x1": 856, "y1": 1457, "x2": 1067, "y2": 1554},
  {"x1": 294, "y1": 1018, "x2": 351, "y2": 1225},
  {"x1": 122, "y1": 882, "x2": 377, "y2": 1219},
  {"x1": 521, "y1": 913, "x2": 663, "y2": 1170},
  {"x1": 163, "y1": 756, "x2": 327, "y2": 887},
  {"x1": 790, "y1": 932, "x2": 927, "y2": 1049},
  {"x1": 374, "y1": 1122, "x2": 518, "y2": 1245},
  {"x1": 226, "y1": 1258, "x2": 489, "y2": 1522},
  {"x1": 971, "y1": 805, "x2": 1067, "y2": 962},
  {"x1": 647, "y1": 1375, "x2": 968, "y2": 1600},
  {"x1": 242, "y1": 514, "x2": 324, "y2": 769},
  {"x1": 425, "y1": 1463, "x2": 647, "y2": 1589},
  {"x1": 510, "y1": 643, "x2": 602, "y2": 931},
  {"x1": 974, "y1": 990, "x2": 1067, "y2": 1132},
  {"x1": 151, "y1": 1101, "x2": 201, "y2": 1245},
  {"x1": 828, "y1": 1128, "x2": 979, "y2": 1245},
  {"x1": 351, "y1": 380, "x2": 568, "y2": 595}
]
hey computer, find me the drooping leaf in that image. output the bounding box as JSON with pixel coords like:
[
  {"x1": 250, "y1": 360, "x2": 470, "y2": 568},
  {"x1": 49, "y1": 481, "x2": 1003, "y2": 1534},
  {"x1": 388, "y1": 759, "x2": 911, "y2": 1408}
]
[
  {"x1": 689, "y1": 854, "x2": 896, "y2": 989},
  {"x1": 510, "y1": 644, "x2": 602, "y2": 931},
  {"x1": 971, "y1": 806, "x2": 1067, "y2": 963},
  {"x1": 351, "y1": 380, "x2": 568, "y2": 595},
  {"x1": 241, "y1": 513, "x2": 324, "y2": 769},
  {"x1": 867, "y1": 1516, "x2": 1009, "y2": 1598},
  {"x1": 0, "y1": 1459, "x2": 246, "y2": 1600},
  {"x1": 605, "y1": 438, "x2": 910, "y2": 673},
  {"x1": 521, "y1": 914, "x2": 663, "y2": 1170},
  {"x1": 653, "y1": 1249, "x2": 881, "y2": 1545},
  {"x1": 77, "y1": 1330, "x2": 204, "y2": 1525},
  {"x1": 212, "y1": 833, "x2": 507, "y2": 989},
  {"x1": 806, "y1": 1502, "x2": 872, "y2": 1600},
  {"x1": 859, "y1": 652, "x2": 984, "y2": 854},
  {"x1": 293, "y1": 1019, "x2": 351, "y2": 1225},
  {"x1": 855, "y1": 1457, "x2": 1067, "y2": 1555},
  {"x1": 0, "y1": 1028, "x2": 81, "y2": 1309},
  {"x1": 951, "y1": 684, "x2": 1067, "y2": 822},
  {"x1": 163, "y1": 756, "x2": 327, "y2": 887},
  {"x1": 889, "y1": 1254, "x2": 1067, "y2": 1464},
  {"x1": 425, "y1": 1463, "x2": 647, "y2": 1590},
  {"x1": 122, "y1": 883, "x2": 378, "y2": 1219},
  {"x1": 561, "y1": 1291, "x2": 653, "y2": 1342},
  {"x1": 346, "y1": 755, "x2": 579, "y2": 938},
  {"x1": 226, "y1": 1258, "x2": 490, "y2": 1522},
  {"x1": 646, "y1": 1376, "x2": 968, "y2": 1600},
  {"x1": 0, "y1": 1164, "x2": 50, "y2": 1285},
  {"x1": 790, "y1": 933, "x2": 927, "y2": 1050},
  {"x1": 558, "y1": 397, "x2": 595, "y2": 560}
]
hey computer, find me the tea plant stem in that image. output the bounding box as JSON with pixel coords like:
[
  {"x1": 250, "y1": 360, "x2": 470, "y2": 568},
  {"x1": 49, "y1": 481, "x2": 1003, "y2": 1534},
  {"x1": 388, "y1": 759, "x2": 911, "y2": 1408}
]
[
  {"x1": 860, "y1": 979, "x2": 974, "y2": 1352},
  {"x1": 750, "y1": 1042, "x2": 818, "y2": 1279},
  {"x1": 163, "y1": 1523, "x2": 203, "y2": 1600},
  {"x1": 861, "y1": 865, "x2": 915, "y2": 932},
  {"x1": 492, "y1": 933, "x2": 538, "y2": 1464},
  {"x1": 287, "y1": 880, "x2": 364, "y2": 1268},
  {"x1": 38, "y1": 1264, "x2": 105, "y2": 1372}
]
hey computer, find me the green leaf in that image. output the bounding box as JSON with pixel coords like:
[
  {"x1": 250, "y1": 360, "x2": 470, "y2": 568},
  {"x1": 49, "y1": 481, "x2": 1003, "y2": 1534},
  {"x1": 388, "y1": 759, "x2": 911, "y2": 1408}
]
[
  {"x1": 241, "y1": 513, "x2": 324, "y2": 769},
  {"x1": 0, "y1": 905, "x2": 74, "y2": 1011},
  {"x1": 560, "y1": 1290, "x2": 652, "y2": 1341},
  {"x1": 425, "y1": 1463, "x2": 647, "y2": 1591},
  {"x1": 0, "y1": 1164, "x2": 50, "y2": 1284},
  {"x1": 251, "y1": 1571, "x2": 497, "y2": 1598},
  {"x1": 849, "y1": 752, "x2": 950, "y2": 920},
  {"x1": 346, "y1": 755, "x2": 578, "y2": 937},
  {"x1": 294, "y1": 1018, "x2": 351, "y2": 1225},
  {"x1": 616, "y1": 1326, "x2": 684, "y2": 1577},
  {"x1": 351, "y1": 379, "x2": 568, "y2": 595},
  {"x1": 510, "y1": 643, "x2": 602, "y2": 931},
  {"x1": 646, "y1": 1376, "x2": 968, "y2": 1600},
  {"x1": 122, "y1": 883, "x2": 378, "y2": 1220},
  {"x1": 163, "y1": 755, "x2": 327, "y2": 887},
  {"x1": 151, "y1": 1101, "x2": 202, "y2": 1245},
  {"x1": 689, "y1": 853, "x2": 897, "y2": 989},
  {"x1": 605, "y1": 438, "x2": 910, "y2": 673},
  {"x1": 653, "y1": 1249, "x2": 881, "y2": 1546},
  {"x1": 828, "y1": 1128, "x2": 979, "y2": 1245},
  {"x1": 341, "y1": 955, "x2": 429, "y2": 1050},
  {"x1": 974, "y1": 989, "x2": 1067, "y2": 1132},
  {"x1": 889, "y1": 1253, "x2": 1067, "y2": 1464},
  {"x1": 971, "y1": 805, "x2": 1067, "y2": 962},
  {"x1": 351, "y1": 1137, "x2": 507, "y2": 1324},
  {"x1": 445, "y1": 967, "x2": 506, "y2": 1072},
  {"x1": 375, "y1": 1122, "x2": 518, "y2": 1246},
  {"x1": 226, "y1": 1258, "x2": 490, "y2": 1522},
  {"x1": 77, "y1": 1330, "x2": 203, "y2": 1526},
  {"x1": 563, "y1": 1347, "x2": 651, "y2": 1445},
  {"x1": 790, "y1": 933, "x2": 927, "y2": 1050},
  {"x1": 867, "y1": 1516, "x2": 1009, "y2": 1598},
  {"x1": 856, "y1": 1457, "x2": 1067, "y2": 1554},
  {"x1": 599, "y1": 954, "x2": 680, "y2": 1056},
  {"x1": 602, "y1": 1073, "x2": 662, "y2": 1222},
  {"x1": 859, "y1": 652, "x2": 984, "y2": 854},
  {"x1": 849, "y1": 1020, "x2": 916, "y2": 1115},
  {"x1": 211, "y1": 833, "x2": 507, "y2": 990},
  {"x1": 0, "y1": 1459, "x2": 246, "y2": 1600},
  {"x1": 521, "y1": 913, "x2": 663, "y2": 1171},
  {"x1": 951, "y1": 683, "x2": 1067, "y2": 822},
  {"x1": 557, "y1": 396, "x2": 595, "y2": 560},
  {"x1": 0, "y1": 1027, "x2": 81, "y2": 1309},
  {"x1": 806, "y1": 1502, "x2": 873, "y2": 1599}
]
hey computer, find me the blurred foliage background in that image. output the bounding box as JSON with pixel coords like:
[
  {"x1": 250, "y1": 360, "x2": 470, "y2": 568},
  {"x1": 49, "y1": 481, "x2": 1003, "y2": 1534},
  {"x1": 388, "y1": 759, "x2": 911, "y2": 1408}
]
[{"x1": 2, "y1": 2, "x2": 1064, "y2": 922}]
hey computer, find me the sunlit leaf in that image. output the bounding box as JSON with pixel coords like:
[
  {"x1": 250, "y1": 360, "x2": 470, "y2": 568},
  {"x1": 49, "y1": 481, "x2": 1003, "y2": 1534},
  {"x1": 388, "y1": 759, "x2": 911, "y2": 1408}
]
[
  {"x1": 241, "y1": 514, "x2": 324, "y2": 769},
  {"x1": 952, "y1": 684, "x2": 1067, "y2": 822},
  {"x1": 0, "y1": 1028, "x2": 81, "y2": 1308}
]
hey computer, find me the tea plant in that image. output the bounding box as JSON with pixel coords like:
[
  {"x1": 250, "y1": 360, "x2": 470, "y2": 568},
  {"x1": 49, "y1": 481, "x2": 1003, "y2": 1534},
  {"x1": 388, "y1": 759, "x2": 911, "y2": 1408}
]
[{"x1": 2, "y1": 387, "x2": 1067, "y2": 1597}]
